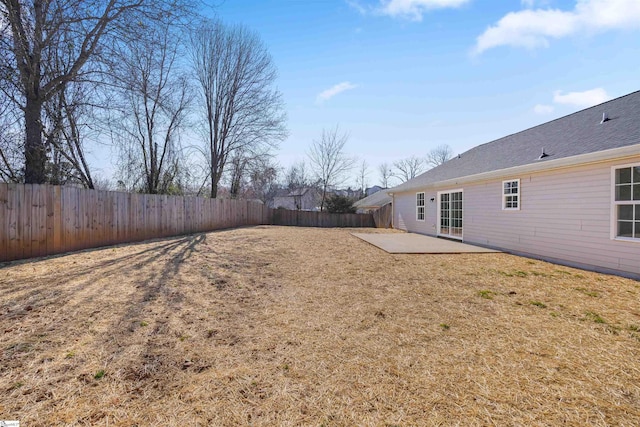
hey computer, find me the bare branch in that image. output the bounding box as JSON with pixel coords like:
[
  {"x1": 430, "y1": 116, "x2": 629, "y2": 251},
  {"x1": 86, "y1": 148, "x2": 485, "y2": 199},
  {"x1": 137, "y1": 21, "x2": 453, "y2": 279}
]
[
  {"x1": 393, "y1": 155, "x2": 426, "y2": 182},
  {"x1": 426, "y1": 144, "x2": 453, "y2": 168},
  {"x1": 378, "y1": 162, "x2": 394, "y2": 188}
]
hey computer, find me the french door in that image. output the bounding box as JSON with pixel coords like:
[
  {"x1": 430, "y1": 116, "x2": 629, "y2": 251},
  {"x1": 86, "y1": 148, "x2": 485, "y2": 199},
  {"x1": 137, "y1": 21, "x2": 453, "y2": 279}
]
[{"x1": 438, "y1": 190, "x2": 463, "y2": 239}]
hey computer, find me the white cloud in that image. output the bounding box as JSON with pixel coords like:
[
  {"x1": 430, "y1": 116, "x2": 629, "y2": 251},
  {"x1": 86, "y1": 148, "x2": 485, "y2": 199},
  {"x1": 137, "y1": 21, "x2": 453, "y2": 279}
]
[
  {"x1": 316, "y1": 82, "x2": 358, "y2": 104},
  {"x1": 378, "y1": 0, "x2": 470, "y2": 21},
  {"x1": 346, "y1": 0, "x2": 368, "y2": 15},
  {"x1": 532, "y1": 88, "x2": 611, "y2": 115},
  {"x1": 553, "y1": 88, "x2": 611, "y2": 108},
  {"x1": 474, "y1": 0, "x2": 640, "y2": 54},
  {"x1": 533, "y1": 104, "x2": 555, "y2": 114},
  {"x1": 521, "y1": 0, "x2": 551, "y2": 7}
]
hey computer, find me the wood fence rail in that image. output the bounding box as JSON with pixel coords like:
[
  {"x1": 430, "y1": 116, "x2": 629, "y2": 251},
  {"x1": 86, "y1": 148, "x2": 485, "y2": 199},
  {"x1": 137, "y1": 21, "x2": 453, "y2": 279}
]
[{"x1": 0, "y1": 184, "x2": 377, "y2": 263}]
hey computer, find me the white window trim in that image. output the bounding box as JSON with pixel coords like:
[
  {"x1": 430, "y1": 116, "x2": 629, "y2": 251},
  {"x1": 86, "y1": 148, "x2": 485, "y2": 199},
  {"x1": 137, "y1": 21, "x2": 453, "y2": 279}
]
[
  {"x1": 610, "y1": 163, "x2": 640, "y2": 242},
  {"x1": 502, "y1": 179, "x2": 520, "y2": 211},
  {"x1": 436, "y1": 189, "x2": 464, "y2": 240},
  {"x1": 416, "y1": 192, "x2": 425, "y2": 222}
]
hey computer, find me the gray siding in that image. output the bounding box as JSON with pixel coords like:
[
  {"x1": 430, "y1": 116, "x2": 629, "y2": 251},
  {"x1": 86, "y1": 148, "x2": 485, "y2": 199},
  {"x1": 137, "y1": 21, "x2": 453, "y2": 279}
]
[
  {"x1": 394, "y1": 191, "x2": 438, "y2": 236},
  {"x1": 393, "y1": 156, "x2": 640, "y2": 278}
]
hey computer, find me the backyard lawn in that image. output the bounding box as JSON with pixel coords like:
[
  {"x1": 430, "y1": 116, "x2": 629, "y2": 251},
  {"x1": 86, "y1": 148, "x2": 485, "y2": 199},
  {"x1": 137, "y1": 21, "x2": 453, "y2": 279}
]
[{"x1": 1, "y1": 226, "x2": 639, "y2": 426}]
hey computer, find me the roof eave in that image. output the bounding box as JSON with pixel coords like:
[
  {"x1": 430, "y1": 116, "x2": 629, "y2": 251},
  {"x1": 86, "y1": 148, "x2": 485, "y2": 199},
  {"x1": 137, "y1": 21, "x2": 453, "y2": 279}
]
[{"x1": 392, "y1": 143, "x2": 640, "y2": 193}]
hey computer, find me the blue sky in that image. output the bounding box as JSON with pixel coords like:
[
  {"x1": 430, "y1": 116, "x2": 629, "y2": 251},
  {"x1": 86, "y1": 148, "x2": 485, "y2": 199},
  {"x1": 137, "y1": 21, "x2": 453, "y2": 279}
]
[{"x1": 207, "y1": 0, "x2": 640, "y2": 186}]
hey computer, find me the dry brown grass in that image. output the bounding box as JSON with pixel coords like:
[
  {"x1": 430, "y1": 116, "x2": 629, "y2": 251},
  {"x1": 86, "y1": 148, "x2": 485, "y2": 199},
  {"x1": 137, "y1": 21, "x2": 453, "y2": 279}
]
[{"x1": 1, "y1": 226, "x2": 639, "y2": 426}]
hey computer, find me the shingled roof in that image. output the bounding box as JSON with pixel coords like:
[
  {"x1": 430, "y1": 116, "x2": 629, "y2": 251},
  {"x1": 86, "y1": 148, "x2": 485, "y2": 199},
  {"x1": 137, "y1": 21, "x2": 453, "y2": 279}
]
[
  {"x1": 353, "y1": 189, "x2": 392, "y2": 209},
  {"x1": 391, "y1": 90, "x2": 640, "y2": 193}
]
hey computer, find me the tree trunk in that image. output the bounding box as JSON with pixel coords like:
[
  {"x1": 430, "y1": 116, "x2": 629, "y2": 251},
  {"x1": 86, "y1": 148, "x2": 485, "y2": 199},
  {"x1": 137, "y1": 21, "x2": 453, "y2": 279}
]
[
  {"x1": 320, "y1": 186, "x2": 327, "y2": 212},
  {"x1": 24, "y1": 97, "x2": 47, "y2": 184},
  {"x1": 210, "y1": 177, "x2": 218, "y2": 199}
]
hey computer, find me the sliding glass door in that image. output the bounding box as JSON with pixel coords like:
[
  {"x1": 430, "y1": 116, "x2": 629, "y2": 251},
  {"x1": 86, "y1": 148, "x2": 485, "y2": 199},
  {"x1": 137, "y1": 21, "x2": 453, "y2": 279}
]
[{"x1": 438, "y1": 190, "x2": 463, "y2": 239}]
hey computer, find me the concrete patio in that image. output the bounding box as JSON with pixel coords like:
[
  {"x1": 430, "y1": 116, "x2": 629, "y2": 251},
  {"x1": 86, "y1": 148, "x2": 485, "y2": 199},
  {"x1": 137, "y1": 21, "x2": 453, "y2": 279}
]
[{"x1": 351, "y1": 232, "x2": 500, "y2": 254}]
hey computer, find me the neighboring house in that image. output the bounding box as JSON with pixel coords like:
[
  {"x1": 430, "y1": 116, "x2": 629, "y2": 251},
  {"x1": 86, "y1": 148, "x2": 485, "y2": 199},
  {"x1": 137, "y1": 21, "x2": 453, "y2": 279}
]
[
  {"x1": 272, "y1": 187, "x2": 319, "y2": 211},
  {"x1": 333, "y1": 187, "x2": 361, "y2": 200},
  {"x1": 353, "y1": 190, "x2": 392, "y2": 214},
  {"x1": 366, "y1": 185, "x2": 385, "y2": 196},
  {"x1": 390, "y1": 90, "x2": 640, "y2": 279}
]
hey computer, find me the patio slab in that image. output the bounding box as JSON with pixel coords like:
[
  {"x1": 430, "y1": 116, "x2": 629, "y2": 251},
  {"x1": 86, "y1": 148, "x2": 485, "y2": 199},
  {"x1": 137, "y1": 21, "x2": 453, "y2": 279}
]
[{"x1": 352, "y1": 232, "x2": 501, "y2": 254}]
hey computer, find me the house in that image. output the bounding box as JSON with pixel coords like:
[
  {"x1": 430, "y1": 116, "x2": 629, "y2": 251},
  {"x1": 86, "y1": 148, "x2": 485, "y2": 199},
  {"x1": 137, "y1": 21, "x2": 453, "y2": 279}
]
[
  {"x1": 365, "y1": 185, "x2": 385, "y2": 196},
  {"x1": 389, "y1": 90, "x2": 640, "y2": 279},
  {"x1": 333, "y1": 187, "x2": 361, "y2": 200},
  {"x1": 353, "y1": 189, "x2": 392, "y2": 214},
  {"x1": 272, "y1": 187, "x2": 319, "y2": 211}
]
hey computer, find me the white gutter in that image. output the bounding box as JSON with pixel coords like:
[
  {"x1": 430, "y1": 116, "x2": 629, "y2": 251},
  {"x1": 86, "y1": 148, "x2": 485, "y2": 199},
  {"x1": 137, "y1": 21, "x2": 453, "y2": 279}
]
[{"x1": 392, "y1": 144, "x2": 640, "y2": 194}]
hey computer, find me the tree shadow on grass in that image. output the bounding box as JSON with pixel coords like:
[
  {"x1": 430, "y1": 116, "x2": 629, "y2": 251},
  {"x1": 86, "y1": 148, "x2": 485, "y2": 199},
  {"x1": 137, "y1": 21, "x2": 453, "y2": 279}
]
[{"x1": 0, "y1": 232, "x2": 208, "y2": 323}]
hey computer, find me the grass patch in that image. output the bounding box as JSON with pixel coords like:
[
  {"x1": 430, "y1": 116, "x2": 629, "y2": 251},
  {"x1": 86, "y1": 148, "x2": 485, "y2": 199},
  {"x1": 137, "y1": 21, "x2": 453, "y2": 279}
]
[
  {"x1": 478, "y1": 290, "x2": 495, "y2": 299},
  {"x1": 530, "y1": 271, "x2": 551, "y2": 278},
  {"x1": 585, "y1": 311, "x2": 606, "y2": 324},
  {"x1": 94, "y1": 370, "x2": 106, "y2": 380},
  {"x1": 529, "y1": 301, "x2": 547, "y2": 308},
  {"x1": 554, "y1": 269, "x2": 573, "y2": 276},
  {"x1": 499, "y1": 270, "x2": 528, "y2": 278},
  {"x1": 574, "y1": 287, "x2": 599, "y2": 297}
]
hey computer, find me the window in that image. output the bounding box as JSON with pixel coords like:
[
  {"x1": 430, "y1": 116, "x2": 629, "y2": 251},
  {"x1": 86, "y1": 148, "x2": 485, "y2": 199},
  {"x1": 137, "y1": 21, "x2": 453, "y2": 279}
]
[
  {"x1": 503, "y1": 179, "x2": 520, "y2": 210},
  {"x1": 613, "y1": 165, "x2": 640, "y2": 240},
  {"x1": 416, "y1": 192, "x2": 425, "y2": 221}
]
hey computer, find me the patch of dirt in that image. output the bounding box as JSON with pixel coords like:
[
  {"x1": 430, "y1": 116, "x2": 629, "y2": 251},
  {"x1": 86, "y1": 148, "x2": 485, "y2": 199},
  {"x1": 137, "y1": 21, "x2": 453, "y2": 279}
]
[{"x1": 1, "y1": 226, "x2": 639, "y2": 425}]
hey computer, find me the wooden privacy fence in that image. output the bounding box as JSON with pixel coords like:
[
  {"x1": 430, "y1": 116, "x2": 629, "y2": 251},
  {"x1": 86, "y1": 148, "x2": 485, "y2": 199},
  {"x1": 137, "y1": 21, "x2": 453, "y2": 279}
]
[
  {"x1": 372, "y1": 204, "x2": 393, "y2": 228},
  {"x1": 0, "y1": 184, "x2": 269, "y2": 263},
  {"x1": 0, "y1": 184, "x2": 380, "y2": 263},
  {"x1": 269, "y1": 208, "x2": 375, "y2": 228}
]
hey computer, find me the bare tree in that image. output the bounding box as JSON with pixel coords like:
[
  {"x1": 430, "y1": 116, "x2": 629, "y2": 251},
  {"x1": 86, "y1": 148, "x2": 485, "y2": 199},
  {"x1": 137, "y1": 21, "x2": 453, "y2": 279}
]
[
  {"x1": 225, "y1": 147, "x2": 281, "y2": 201},
  {"x1": 355, "y1": 159, "x2": 369, "y2": 198},
  {"x1": 284, "y1": 160, "x2": 310, "y2": 190},
  {"x1": 190, "y1": 19, "x2": 287, "y2": 198},
  {"x1": 112, "y1": 21, "x2": 190, "y2": 194},
  {"x1": 378, "y1": 162, "x2": 394, "y2": 188},
  {"x1": 248, "y1": 156, "x2": 280, "y2": 205},
  {"x1": 0, "y1": 0, "x2": 193, "y2": 184},
  {"x1": 227, "y1": 152, "x2": 250, "y2": 198},
  {"x1": 308, "y1": 126, "x2": 355, "y2": 212},
  {"x1": 393, "y1": 155, "x2": 426, "y2": 182},
  {"x1": 426, "y1": 144, "x2": 454, "y2": 168}
]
